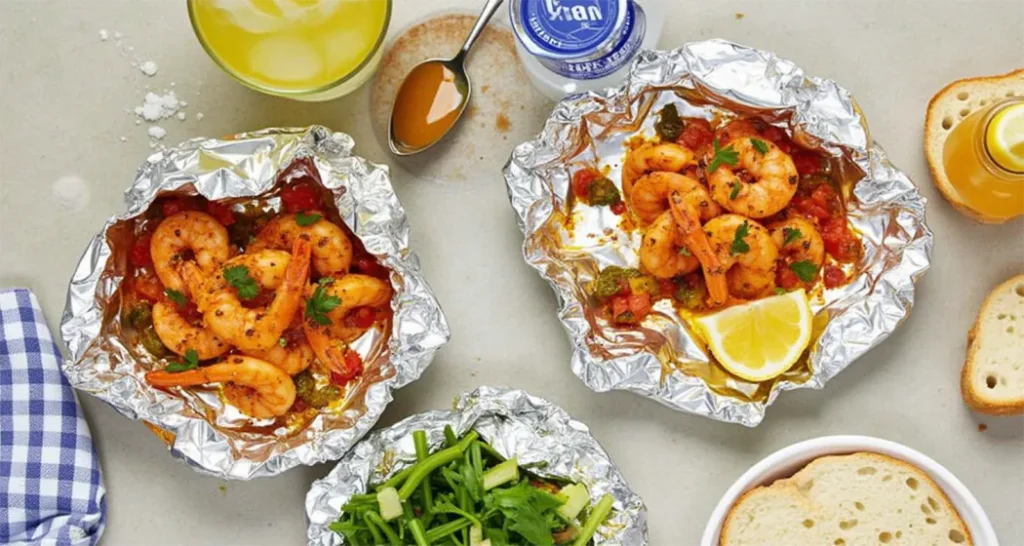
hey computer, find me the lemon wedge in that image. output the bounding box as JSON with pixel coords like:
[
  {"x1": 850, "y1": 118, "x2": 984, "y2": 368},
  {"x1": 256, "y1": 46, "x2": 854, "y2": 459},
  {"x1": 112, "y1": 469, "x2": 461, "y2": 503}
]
[
  {"x1": 695, "y1": 289, "x2": 813, "y2": 382},
  {"x1": 986, "y1": 102, "x2": 1024, "y2": 173}
]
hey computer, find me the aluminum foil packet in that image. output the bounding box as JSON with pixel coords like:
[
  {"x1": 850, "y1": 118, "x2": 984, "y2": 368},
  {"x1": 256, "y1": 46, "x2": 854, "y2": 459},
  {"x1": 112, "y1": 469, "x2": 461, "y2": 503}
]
[
  {"x1": 503, "y1": 40, "x2": 933, "y2": 426},
  {"x1": 60, "y1": 126, "x2": 449, "y2": 478},
  {"x1": 305, "y1": 386, "x2": 648, "y2": 546}
]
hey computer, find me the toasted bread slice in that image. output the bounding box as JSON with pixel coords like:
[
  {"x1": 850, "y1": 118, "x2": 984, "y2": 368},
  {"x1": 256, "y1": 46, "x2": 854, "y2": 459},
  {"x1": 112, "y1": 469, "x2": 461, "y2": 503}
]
[
  {"x1": 721, "y1": 452, "x2": 972, "y2": 546},
  {"x1": 962, "y1": 274, "x2": 1024, "y2": 415},
  {"x1": 924, "y1": 69, "x2": 1024, "y2": 223}
]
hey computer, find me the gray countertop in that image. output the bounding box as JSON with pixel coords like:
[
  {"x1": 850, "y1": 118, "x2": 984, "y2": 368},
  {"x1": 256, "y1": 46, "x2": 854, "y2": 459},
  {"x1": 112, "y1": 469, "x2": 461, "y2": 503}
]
[{"x1": 1, "y1": 1, "x2": 1022, "y2": 544}]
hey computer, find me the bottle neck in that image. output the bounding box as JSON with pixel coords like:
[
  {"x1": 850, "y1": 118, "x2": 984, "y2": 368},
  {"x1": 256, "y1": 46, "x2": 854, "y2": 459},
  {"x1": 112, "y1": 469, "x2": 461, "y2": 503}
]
[{"x1": 973, "y1": 98, "x2": 1024, "y2": 180}]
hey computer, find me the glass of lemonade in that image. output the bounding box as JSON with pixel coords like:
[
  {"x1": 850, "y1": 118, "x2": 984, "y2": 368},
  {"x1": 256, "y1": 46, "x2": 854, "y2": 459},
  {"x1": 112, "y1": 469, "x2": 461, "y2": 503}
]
[{"x1": 188, "y1": 0, "x2": 392, "y2": 101}]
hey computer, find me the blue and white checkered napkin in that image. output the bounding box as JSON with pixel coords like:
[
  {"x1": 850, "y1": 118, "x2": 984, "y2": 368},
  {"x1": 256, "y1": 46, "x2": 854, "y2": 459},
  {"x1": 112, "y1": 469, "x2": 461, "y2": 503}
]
[{"x1": 1, "y1": 289, "x2": 106, "y2": 546}]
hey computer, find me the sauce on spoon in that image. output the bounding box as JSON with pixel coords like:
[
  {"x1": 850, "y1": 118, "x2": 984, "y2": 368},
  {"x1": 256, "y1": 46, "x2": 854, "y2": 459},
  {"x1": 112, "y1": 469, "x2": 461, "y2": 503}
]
[{"x1": 391, "y1": 61, "x2": 467, "y2": 151}]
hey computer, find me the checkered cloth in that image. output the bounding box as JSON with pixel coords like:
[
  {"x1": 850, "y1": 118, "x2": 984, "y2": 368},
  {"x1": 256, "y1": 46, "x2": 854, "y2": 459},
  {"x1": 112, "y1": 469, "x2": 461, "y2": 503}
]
[{"x1": 1, "y1": 289, "x2": 106, "y2": 546}]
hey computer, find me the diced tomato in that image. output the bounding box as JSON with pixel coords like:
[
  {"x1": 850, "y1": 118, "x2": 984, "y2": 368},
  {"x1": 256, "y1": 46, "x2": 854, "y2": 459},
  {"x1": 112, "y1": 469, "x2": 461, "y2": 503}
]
[
  {"x1": 679, "y1": 119, "x2": 714, "y2": 152},
  {"x1": 760, "y1": 126, "x2": 794, "y2": 154},
  {"x1": 610, "y1": 294, "x2": 631, "y2": 319},
  {"x1": 241, "y1": 289, "x2": 272, "y2": 309},
  {"x1": 571, "y1": 169, "x2": 600, "y2": 200},
  {"x1": 352, "y1": 255, "x2": 389, "y2": 280},
  {"x1": 279, "y1": 182, "x2": 320, "y2": 213},
  {"x1": 290, "y1": 398, "x2": 309, "y2": 412},
  {"x1": 776, "y1": 266, "x2": 801, "y2": 290},
  {"x1": 133, "y1": 272, "x2": 164, "y2": 302},
  {"x1": 792, "y1": 151, "x2": 823, "y2": 177},
  {"x1": 823, "y1": 265, "x2": 847, "y2": 289},
  {"x1": 610, "y1": 201, "x2": 627, "y2": 215},
  {"x1": 129, "y1": 234, "x2": 153, "y2": 267},
  {"x1": 160, "y1": 198, "x2": 196, "y2": 217},
  {"x1": 627, "y1": 292, "x2": 652, "y2": 318},
  {"x1": 331, "y1": 349, "x2": 363, "y2": 384},
  {"x1": 348, "y1": 307, "x2": 377, "y2": 329},
  {"x1": 821, "y1": 219, "x2": 860, "y2": 262},
  {"x1": 615, "y1": 279, "x2": 631, "y2": 297},
  {"x1": 792, "y1": 184, "x2": 837, "y2": 222},
  {"x1": 658, "y1": 279, "x2": 677, "y2": 298},
  {"x1": 205, "y1": 201, "x2": 236, "y2": 226},
  {"x1": 176, "y1": 301, "x2": 204, "y2": 324}
]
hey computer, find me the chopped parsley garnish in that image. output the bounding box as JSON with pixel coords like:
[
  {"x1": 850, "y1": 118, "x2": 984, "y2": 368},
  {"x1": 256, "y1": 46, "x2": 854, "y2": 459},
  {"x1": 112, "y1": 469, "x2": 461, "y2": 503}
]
[
  {"x1": 790, "y1": 260, "x2": 818, "y2": 282},
  {"x1": 707, "y1": 138, "x2": 739, "y2": 173},
  {"x1": 306, "y1": 279, "x2": 341, "y2": 325},
  {"x1": 223, "y1": 265, "x2": 259, "y2": 300},
  {"x1": 783, "y1": 227, "x2": 803, "y2": 246},
  {"x1": 164, "y1": 288, "x2": 187, "y2": 307},
  {"x1": 678, "y1": 246, "x2": 692, "y2": 256},
  {"x1": 654, "y1": 103, "x2": 683, "y2": 141},
  {"x1": 165, "y1": 349, "x2": 199, "y2": 373},
  {"x1": 751, "y1": 138, "x2": 770, "y2": 155},
  {"x1": 278, "y1": 337, "x2": 288, "y2": 347},
  {"x1": 729, "y1": 182, "x2": 741, "y2": 200},
  {"x1": 295, "y1": 212, "x2": 321, "y2": 226},
  {"x1": 730, "y1": 221, "x2": 751, "y2": 255},
  {"x1": 775, "y1": 287, "x2": 787, "y2": 295}
]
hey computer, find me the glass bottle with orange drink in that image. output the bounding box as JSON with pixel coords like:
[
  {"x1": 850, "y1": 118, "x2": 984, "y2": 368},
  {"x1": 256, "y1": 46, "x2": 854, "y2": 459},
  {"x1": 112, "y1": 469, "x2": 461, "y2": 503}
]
[{"x1": 942, "y1": 99, "x2": 1024, "y2": 220}]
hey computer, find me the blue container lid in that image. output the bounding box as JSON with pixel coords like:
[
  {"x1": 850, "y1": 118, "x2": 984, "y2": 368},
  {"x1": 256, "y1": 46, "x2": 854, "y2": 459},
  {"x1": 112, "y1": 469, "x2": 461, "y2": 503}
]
[{"x1": 510, "y1": 0, "x2": 629, "y2": 60}]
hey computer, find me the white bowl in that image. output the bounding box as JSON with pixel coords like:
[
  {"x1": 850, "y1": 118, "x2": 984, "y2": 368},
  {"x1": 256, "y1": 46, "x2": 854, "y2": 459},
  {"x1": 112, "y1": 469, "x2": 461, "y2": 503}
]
[{"x1": 701, "y1": 435, "x2": 998, "y2": 546}]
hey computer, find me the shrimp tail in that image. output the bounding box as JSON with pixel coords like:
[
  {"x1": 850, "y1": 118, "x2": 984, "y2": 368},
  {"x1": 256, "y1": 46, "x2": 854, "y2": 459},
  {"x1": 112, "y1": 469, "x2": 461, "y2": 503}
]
[
  {"x1": 669, "y1": 191, "x2": 729, "y2": 307},
  {"x1": 146, "y1": 368, "x2": 214, "y2": 387}
]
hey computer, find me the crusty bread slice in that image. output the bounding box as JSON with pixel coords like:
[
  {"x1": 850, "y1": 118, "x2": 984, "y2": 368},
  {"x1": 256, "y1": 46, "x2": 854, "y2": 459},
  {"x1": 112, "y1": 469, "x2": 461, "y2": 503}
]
[
  {"x1": 721, "y1": 452, "x2": 972, "y2": 546},
  {"x1": 924, "y1": 68, "x2": 1024, "y2": 223},
  {"x1": 962, "y1": 274, "x2": 1024, "y2": 415}
]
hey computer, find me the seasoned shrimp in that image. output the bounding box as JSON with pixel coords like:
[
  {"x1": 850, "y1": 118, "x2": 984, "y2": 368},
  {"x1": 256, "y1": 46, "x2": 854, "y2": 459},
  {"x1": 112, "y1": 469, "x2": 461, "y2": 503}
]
[
  {"x1": 250, "y1": 212, "x2": 352, "y2": 277},
  {"x1": 770, "y1": 217, "x2": 825, "y2": 269},
  {"x1": 151, "y1": 301, "x2": 230, "y2": 359},
  {"x1": 703, "y1": 214, "x2": 779, "y2": 300},
  {"x1": 146, "y1": 355, "x2": 296, "y2": 418},
  {"x1": 243, "y1": 339, "x2": 314, "y2": 376},
  {"x1": 302, "y1": 274, "x2": 392, "y2": 374},
  {"x1": 639, "y1": 211, "x2": 700, "y2": 279},
  {"x1": 621, "y1": 143, "x2": 697, "y2": 202},
  {"x1": 665, "y1": 192, "x2": 728, "y2": 306},
  {"x1": 708, "y1": 137, "x2": 798, "y2": 218},
  {"x1": 630, "y1": 171, "x2": 721, "y2": 225},
  {"x1": 184, "y1": 238, "x2": 311, "y2": 352},
  {"x1": 150, "y1": 211, "x2": 231, "y2": 293}
]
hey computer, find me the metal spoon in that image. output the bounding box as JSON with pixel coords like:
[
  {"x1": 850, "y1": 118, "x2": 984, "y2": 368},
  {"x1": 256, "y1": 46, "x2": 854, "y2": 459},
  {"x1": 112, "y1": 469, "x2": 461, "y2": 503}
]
[{"x1": 388, "y1": 0, "x2": 504, "y2": 156}]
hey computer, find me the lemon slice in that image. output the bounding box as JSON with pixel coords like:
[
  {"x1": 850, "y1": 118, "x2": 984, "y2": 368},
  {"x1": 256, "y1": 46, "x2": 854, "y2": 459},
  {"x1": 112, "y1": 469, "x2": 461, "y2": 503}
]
[
  {"x1": 695, "y1": 290, "x2": 813, "y2": 382},
  {"x1": 986, "y1": 102, "x2": 1024, "y2": 173}
]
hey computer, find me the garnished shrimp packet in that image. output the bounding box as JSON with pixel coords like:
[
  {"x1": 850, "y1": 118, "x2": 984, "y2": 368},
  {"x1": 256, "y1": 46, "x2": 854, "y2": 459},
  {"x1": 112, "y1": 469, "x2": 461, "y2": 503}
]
[
  {"x1": 503, "y1": 40, "x2": 933, "y2": 426},
  {"x1": 61, "y1": 127, "x2": 449, "y2": 479}
]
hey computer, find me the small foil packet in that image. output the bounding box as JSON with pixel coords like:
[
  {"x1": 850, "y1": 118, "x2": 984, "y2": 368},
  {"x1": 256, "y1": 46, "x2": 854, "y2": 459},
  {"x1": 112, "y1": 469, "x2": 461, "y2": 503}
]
[
  {"x1": 305, "y1": 386, "x2": 648, "y2": 546},
  {"x1": 61, "y1": 126, "x2": 450, "y2": 478},
  {"x1": 503, "y1": 40, "x2": 933, "y2": 426}
]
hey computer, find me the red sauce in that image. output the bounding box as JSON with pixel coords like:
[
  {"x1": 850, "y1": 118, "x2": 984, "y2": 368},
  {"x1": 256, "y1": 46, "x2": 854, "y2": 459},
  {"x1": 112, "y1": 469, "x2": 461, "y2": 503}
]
[
  {"x1": 776, "y1": 266, "x2": 801, "y2": 290},
  {"x1": 679, "y1": 118, "x2": 714, "y2": 152},
  {"x1": 279, "y1": 182, "x2": 320, "y2": 213},
  {"x1": 130, "y1": 234, "x2": 154, "y2": 267},
  {"x1": 205, "y1": 201, "x2": 236, "y2": 226},
  {"x1": 823, "y1": 265, "x2": 847, "y2": 288},
  {"x1": 572, "y1": 168, "x2": 600, "y2": 199}
]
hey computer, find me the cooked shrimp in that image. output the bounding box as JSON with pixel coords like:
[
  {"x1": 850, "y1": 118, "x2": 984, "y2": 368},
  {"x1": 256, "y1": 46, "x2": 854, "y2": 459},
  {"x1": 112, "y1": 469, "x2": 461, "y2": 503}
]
[
  {"x1": 708, "y1": 137, "x2": 798, "y2": 218},
  {"x1": 665, "y1": 192, "x2": 728, "y2": 306},
  {"x1": 621, "y1": 143, "x2": 697, "y2": 202},
  {"x1": 703, "y1": 214, "x2": 779, "y2": 300},
  {"x1": 302, "y1": 274, "x2": 392, "y2": 374},
  {"x1": 630, "y1": 171, "x2": 721, "y2": 225},
  {"x1": 150, "y1": 211, "x2": 231, "y2": 294},
  {"x1": 184, "y1": 238, "x2": 311, "y2": 352},
  {"x1": 770, "y1": 217, "x2": 825, "y2": 269},
  {"x1": 146, "y1": 355, "x2": 295, "y2": 419},
  {"x1": 243, "y1": 339, "x2": 314, "y2": 376},
  {"x1": 250, "y1": 212, "x2": 352, "y2": 277},
  {"x1": 151, "y1": 301, "x2": 230, "y2": 360},
  {"x1": 639, "y1": 211, "x2": 700, "y2": 279}
]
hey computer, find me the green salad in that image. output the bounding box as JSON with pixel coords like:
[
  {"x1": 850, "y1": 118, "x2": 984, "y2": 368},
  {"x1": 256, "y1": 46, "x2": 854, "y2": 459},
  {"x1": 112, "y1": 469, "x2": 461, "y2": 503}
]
[{"x1": 330, "y1": 428, "x2": 615, "y2": 546}]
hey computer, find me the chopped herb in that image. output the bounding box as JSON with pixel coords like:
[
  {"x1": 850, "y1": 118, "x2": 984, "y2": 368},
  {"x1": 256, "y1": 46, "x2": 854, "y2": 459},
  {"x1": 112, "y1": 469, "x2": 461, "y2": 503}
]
[
  {"x1": 707, "y1": 138, "x2": 739, "y2": 173},
  {"x1": 775, "y1": 287, "x2": 787, "y2": 295},
  {"x1": 587, "y1": 176, "x2": 621, "y2": 206},
  {"x1": 654, "y1": 103, "x2": 683, "y2": 141},
  {"x1": 295, "y1": 212, "x2": 321, "y2": 226},
  {"x1": 790, "y1": 260, "x2": 818, "y2": 282},
  {"x1": 223, "y1": 265, "x2": 259, "y2": 300},
  {"x1": 783, "y1": 227, "x2": 803, "y2": 246},
  {"x1": 678, "y1": 246, "x2": 692, "y2": 256},
  {"x1": 730, "y1": 221, "x2": 751, "y2": 255},
  {"x1": 729, "y1": 182, "x2": 741, "y2": 200},
  {"x1": 318, "y1": 276, "x2": 334, "y2": 286},
  {"x1": 278, "y1": 337, "x2": 288, "y2": 347},
  {"x1": 751, "y1": 138, "x2": 770, "y2": 155},
  {"x1": 165, "y1": 349, "x2": 199, "y2": 373},
  {"x1": 306, "y1": 280, "x2": 341, "y2": 325},
  {"x1": 164, "y1": 288, "x2": 187, "y2": 307}
]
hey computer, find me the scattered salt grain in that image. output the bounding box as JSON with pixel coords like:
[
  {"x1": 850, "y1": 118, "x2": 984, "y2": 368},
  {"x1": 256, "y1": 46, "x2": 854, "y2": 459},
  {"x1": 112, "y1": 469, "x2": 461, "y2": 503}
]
[
  {"x1": 139, "y1": 61, "x2": 158, "y2": 77},
  {"x1": 176, "y1": 112, "x2": 186, "y2": 121},
  {"x1": 148, "y1": 126, "x2": 167, "y2": 140},
  {"x1": 134, "y1": 91, "x2": 182, "y2": 122},
  {"x1": 114, "y1": 31, "x2": 123, "y2": 39},
  {"x1": 99, "y1": 29, "x2": 109, "y2": 41},
  {"x1": 120, "y1": 136, "x2": 127, "y2": 142},
  {"x1": 196, "y1": 112, "x2": 205, "y2": 121},
  {"x1": 52, "y1": 175, "x2": 90, "y2": 213}
]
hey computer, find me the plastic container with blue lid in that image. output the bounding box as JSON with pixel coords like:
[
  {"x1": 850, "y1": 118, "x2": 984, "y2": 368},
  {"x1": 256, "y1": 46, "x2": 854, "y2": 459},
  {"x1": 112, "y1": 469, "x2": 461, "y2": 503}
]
[{"x1": 509, "y1": 0, "x2": 664, "y2": 99}]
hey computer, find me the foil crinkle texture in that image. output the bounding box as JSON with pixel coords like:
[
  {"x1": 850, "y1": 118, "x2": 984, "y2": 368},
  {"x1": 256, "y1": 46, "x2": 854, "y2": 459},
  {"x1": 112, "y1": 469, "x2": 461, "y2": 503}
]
[
  {"x1": 503, "y1": 40, "x2": 933, "y2": 426},
  {"x1": 61, "y1": 126, "x2": 449, "y2": 478},
  {"x1": 305, "y1": 386, "x2": 648, "y2": 546}
]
